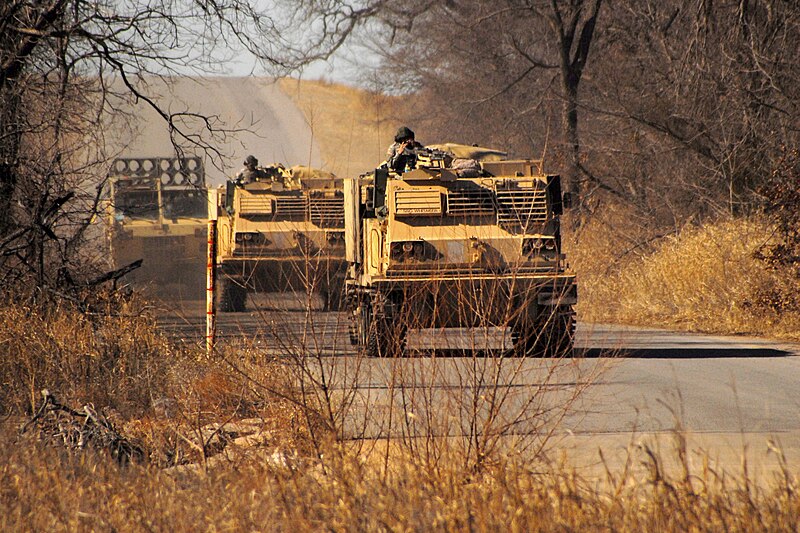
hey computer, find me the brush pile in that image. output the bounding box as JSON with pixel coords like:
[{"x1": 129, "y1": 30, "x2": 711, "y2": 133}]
[{"x1": 21, "y1": 389, "x2": 145, "y2": 465}]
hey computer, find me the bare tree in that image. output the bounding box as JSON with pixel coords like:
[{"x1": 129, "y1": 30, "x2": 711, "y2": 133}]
[
  {"x1": 0, "y1": 0, "x2": 375, "y2": 294},
  {"x1": 361, "y1": 0, "x2": 800, "y2": 235}
]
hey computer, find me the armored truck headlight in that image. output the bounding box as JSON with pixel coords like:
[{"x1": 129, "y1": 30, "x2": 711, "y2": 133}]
[
  {"x1": 522, "y1": 238, "x2": 542, "y2": 255},
  {"x1": 390, "y1": 241, "x2": 416, "y2": 260},
  {"x1": 326, "y1": 231, "x2": 344, "y2": 245},
  {"x1": 235, "y1": 232, "x2": 268, "y2": 244},
  {"x1": 523, "y1": 237, "x2": 556, "y2": 257},
  {"x1": 391, "y1": 241, "x2": 430, "y2": 261}
]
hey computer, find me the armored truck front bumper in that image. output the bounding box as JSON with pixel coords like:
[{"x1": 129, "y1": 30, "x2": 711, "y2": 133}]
[{"x1": 348, "y1": 271, "x2": 576, "y2": 329}]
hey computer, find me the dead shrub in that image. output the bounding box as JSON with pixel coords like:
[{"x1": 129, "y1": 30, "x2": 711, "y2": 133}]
[{"x1": 0, "y1": 290, "x2": 178, "y2": 416}]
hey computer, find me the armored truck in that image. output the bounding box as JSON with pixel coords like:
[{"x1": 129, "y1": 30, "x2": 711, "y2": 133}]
[
  {"x1": 344, "y1": 148, "x2": 577, "y2": 356},
  {"x1": 212, "y1": 165, "x2": 347, "y2": 312},
  {"x1": 106, "y1": 156, "x2": 207, "y2": 297}
]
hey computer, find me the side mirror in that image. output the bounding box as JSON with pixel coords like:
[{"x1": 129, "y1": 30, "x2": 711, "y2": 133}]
[
  {"x1": 562, "y1": 192, "x2": 574, "y2": 210},
  {"x1": 372, "y1": 168, "x2": 389, "y2": 211}
]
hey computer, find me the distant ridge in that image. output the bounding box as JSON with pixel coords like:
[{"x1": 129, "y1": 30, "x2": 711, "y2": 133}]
[
  {"x1": 104, "y1": 76, "x2": 323, "y2": 185},
  {"x1": 279, "y1": 78, "x2": 403, "y2": 178}
]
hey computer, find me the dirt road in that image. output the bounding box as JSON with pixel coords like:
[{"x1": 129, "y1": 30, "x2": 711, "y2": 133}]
[{"x1": 105, "y1": 77, "x2": 322, "y2": 185}]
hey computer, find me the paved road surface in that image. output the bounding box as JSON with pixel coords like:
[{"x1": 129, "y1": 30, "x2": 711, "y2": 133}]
[{"x1": 157, "y1": 295, "x2": 800, "y2": 476}]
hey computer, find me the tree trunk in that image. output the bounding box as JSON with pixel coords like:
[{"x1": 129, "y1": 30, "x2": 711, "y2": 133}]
[
  {"x1": 550, "y1": 0, "x2": 603, "y2": 202},
  {"x1": 0, "y1": 90, "x2": 20, "y2": 235}
]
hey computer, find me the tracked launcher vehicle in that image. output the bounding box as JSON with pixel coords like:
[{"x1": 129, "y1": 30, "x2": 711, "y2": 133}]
[
  {"x1": 344, "y1": 148, "x2": 577, "y2": 356},
  {"x1": 106, "y1": 157, "x2": 208, "y2": 296},
  {"x1": 212, "y1": 167, "x2": 347, "y2": 312}
]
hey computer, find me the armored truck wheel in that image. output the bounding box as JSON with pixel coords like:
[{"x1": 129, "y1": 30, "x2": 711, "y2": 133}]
[
  {"x1": 512, "y1": 310, "x2": 574, "y2": 357},
  {"x1": 219, "y1": 276, "x2": 248, "y2": 312},
  {"x1": 350, "y1": 301, "x2": 406, "y2": 357}
]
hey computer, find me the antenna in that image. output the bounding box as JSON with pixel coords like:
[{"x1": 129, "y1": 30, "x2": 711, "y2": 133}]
[{"x1": 540, "y1": 115, "x2": 550, "y2": 170}]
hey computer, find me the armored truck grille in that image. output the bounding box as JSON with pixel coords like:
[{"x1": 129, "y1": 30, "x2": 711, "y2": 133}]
[
  {"x1": 445, "y1": 186, "x2": 548, "y2": 232},
  {"x1": 309, "y1": 196, "x2": 345, "y2": 228},
  {"x1": 446, "y1": 188, "x2": 495, "y2": 215},
  {"x1": 239, "y1": 196, "x2": 274, "y2": 215},
  {"x1": 275, "y1": 197, "x2": 307, "y2": 218},
  {"x1": 495, "y1": 189, "x2": 548, "y2": 232}
]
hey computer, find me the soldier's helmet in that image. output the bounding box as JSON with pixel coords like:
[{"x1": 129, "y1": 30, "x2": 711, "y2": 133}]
[
  {"x1": 244, "y1": 155, "x2": 258, "y2": 167},
  {"x1": 394, "y1": 126, "x2": 415, "y2": 143}
]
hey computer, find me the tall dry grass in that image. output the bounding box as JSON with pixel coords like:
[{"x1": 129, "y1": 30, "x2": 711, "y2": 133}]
[
  {"x1": 0, "y1": 291, "x2": 176, "y2": 416},
  {"x1": 0, "y1": 290, "x2": 325, "y2": 470},
  {"x1": 2, "y1": 428, "x2": 799, "y2": 532},
  {"x1": 572, "y1": 211, "x2": 800, "y2": 339}
]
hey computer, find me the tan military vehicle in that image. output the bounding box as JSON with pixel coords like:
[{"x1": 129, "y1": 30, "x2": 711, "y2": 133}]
[
  {"x1": 212, "y1": 165, "x2": 346, "y2": 312},
  {"x1": 106, "y1": 156, "x2": 207, "y2": 297},
  {"x1": 344, "y1": 146, "x2": 577, "y2": 356}
]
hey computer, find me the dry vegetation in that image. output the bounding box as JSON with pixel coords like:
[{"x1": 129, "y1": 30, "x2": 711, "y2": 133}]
[
  {"x1": 572, "y1": 212, "x2": 800, "y2": 340},
  {"x1": 278, "y1": 78, "x2": 402, "y2": 177},
  {"x1": 0, "y1": 291, "x2": 323, "y2": 466},
  {"x1": 3, "y1": 412, "x2": 800, "y2": 531}
]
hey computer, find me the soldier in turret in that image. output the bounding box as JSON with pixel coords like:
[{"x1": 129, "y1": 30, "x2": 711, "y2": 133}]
[
  {"x1": 386, "y1": 126, "x2": 424, "y2": 173},
  {"x1": 234, "y1": 155, "x2": 271, "y2": 185}
]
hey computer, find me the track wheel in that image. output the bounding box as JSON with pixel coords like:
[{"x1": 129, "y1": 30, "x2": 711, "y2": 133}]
[
  {"x1": 512, "y1": 311, "x2": 574, "y2": 357},
  {"x1": 219, "y1": 277, "x2": 247, "y2": 312}
]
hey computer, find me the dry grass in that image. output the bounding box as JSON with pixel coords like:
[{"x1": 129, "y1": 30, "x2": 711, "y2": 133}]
[
  {"x1": 278, "y1": 78, "x2": 404, "y2": 177},
  {"x1": 0, "y1": 291, "x2": 175, "y2": 416},
  {"x1": 0, "y1": 291, "x2": 324, "y2": 469},
  {"x1": 572, "y1": 211, "x2": 800, "y2": 339},
  {"x1": 2, "y1": 428, "x2": 799, "y2": 532}
]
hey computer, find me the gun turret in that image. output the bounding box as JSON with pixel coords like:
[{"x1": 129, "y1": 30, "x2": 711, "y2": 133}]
[{"x1": 412, "y1": 148, "x2": 452, "y2": 170}]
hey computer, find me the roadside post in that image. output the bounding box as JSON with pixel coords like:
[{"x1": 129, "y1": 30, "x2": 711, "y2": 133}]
[{"x1": 206, "y1": 190, "x2": 218, "y2": 357}]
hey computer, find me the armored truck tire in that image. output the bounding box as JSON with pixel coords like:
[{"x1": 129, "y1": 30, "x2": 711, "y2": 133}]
[
  {"x1": 219, "y1": 276, "x2": 248, "y2": 313},
  {"x1": 511, "y1": 310, "x2": 575, "y2": 357},
  {"x1": 349, "y1": 301, "x2": 406, "y2": 357}
]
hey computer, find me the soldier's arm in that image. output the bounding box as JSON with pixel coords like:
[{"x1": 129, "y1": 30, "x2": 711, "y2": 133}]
[{"x1": 387, "y1": 142, "x2": 406, "y2": 170}]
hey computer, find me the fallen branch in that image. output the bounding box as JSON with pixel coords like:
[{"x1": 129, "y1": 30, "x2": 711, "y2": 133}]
[{"x1": 21, "y1": 389, "x2": 146, "y2": 466}]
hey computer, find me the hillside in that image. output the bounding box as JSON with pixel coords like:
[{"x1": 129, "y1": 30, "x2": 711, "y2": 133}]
[
  {"x1": 105, "y1": 77, "x2": 323, "y2": 185},
  {"x1": 278, "y1": 78, "x2": 404, "y2": 177}
]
